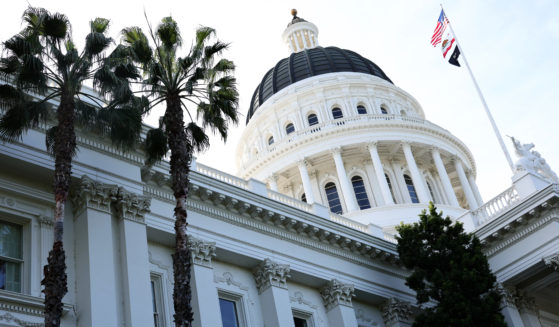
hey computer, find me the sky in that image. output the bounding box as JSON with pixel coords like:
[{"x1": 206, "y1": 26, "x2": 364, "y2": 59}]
[{"x1": 1, "y1": 0, "x2": 558, "y2": 201}]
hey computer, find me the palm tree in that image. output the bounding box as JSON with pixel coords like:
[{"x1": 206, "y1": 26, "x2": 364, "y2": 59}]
[
  {"x1": 0, "y1": 7, "x2": 143, "y2": 327},
  {"x1": 120, "y1": 17, "x2": 238, "y2": 326}
]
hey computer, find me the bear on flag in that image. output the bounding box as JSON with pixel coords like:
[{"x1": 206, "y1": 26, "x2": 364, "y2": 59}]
[{"x1": 431, "y1": 10, "x2": 461, "y2": 67}]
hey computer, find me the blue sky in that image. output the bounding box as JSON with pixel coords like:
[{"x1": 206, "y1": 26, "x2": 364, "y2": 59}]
[{"x1": 2, "y1": 0, "x2": 558, "y2": 201}]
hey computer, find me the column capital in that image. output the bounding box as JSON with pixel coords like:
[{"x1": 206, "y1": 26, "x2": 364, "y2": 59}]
[
  {"x1": 516, "y1": 293, "x2": 538, "y2": 314},
  {"x1": 188, "y1": 236, "x2": 216, "y2": 268},
  {"x1": 253, "y1": 258, "x2": 290, "y2": 294},
  {"x1": 543, "y1": 253, "x2": 559, "y2": 271},
  {"x1": 496, "y1": 283, "x2": 518, "y2": 309},
  {"x1": 400, "y1": 141, "x2": 412, "y2": 149},
  {"x1": 269, "y1": 173, "x2": 279, "y2": 182},
  {"x1": 320, "y1": 279, "x2": 355, "y2": 311},
  {"x1": 297, "y1": 159, "x2": 310, "y2": 169},
  {"x1": 430, "y1": 146, "x2": 441, "y2": 154},
  {"x1": 38, "y1": 214, "x2": 54, "y2": 228},
  {"x1": 330, "y1": 146, "x2": 342, "y2": 156},
  {"x1": 381, "y1": 298, "x2": 413, "y2": 326},
  {"x1": 71, "y1": 175, "x2": 119, "y2": 215},
  {"x1": 366, "y1": 141, "x2": 379, "y2": 151},
  {"x1": 114, "y1": 188, "x2": 151, "y2": 224}
]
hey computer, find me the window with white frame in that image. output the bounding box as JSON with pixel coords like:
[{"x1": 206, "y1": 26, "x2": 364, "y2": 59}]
[
  {"x1": 0, "y1": 220, "x2": 23, "y2": 293},
  {"x1": 293, "y1": 309, "x2": 313, "y2": 327},
  {"x1": 325, "y1": 182, "x2": 343, "y2": 214},
  {"x1": 219, "y1": 291, "x2": 245, "y2": 327},
  {"x1": 357, "y1": 105, "x2": 367, "y2": 115},
  {"x1": 351, "y1": 175, "x2": 371, "y2": 210},
  {"x1": 404, "y1": 174, "x2": 419, "y2": 204},
  {"x1": 150, "y1": 274, "x2": 166, "y2": 327}
]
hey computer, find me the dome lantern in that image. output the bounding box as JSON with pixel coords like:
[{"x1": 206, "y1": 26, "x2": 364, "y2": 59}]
[{"x1": 282, "y1": 9, "x2": 319, "y2": 54}]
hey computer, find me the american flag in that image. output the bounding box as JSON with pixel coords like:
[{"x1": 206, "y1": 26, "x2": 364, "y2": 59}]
[{"x1": 431, "y1": 10, "x2": 448, "y2": 47}]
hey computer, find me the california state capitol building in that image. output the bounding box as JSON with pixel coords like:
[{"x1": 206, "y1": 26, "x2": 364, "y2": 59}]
[{"x1": 1, "y1": 10, "x2": 558, "y2": 327}]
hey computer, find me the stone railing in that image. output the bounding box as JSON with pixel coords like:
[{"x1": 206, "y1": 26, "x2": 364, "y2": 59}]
[
  {"x1": 196, "y1": 163, "x2": 249, "y2": 190},
  {"x1": 471, "y1": 185, "x2": 520, "y2": 227},
  {"x1": 329, "y1": 212, "x2": 369, "y2": 233},
  {"x1": 267, "y1": 189, "x2": 313, "y2": 213}
]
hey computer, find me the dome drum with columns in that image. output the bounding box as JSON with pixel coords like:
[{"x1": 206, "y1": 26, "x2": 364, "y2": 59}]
[{"x1": 237, "y1": 11, "x2": 483, "y2": 232}]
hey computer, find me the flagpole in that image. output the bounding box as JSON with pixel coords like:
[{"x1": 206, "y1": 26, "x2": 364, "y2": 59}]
[{"x1": 441, "y1": 4, "x2": 515, "y2": 172}]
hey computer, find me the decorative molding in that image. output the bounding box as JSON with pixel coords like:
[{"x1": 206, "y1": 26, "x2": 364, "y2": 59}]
[
  {"x1": 187, "y1": 236, "x2": 216, "y2": 267},
  {"x1": 516, "y1": 293, "x2": 538, "y2": 314},
  {"x1": 0, "y1": 313, "x2": 42, "y2": 327},
  {"x1": 320, "y1": 279, "x2": 355, "y2": 311},
  {"x1": 543, "y1": 253, "x2": 559, "y2": 271},
  {"x1": 381, "y1": 298, "x2": 413, "y2": 326},
  {"x1": 38, "y1": 215, "x2": 54, "y2": 227},
  {"x1": 253, "y1": 258, "x2": 290, "y2": 294},
  {"x1": 114, "y1": 187, "x2": 151, "y2": 224},
  {"x1": 214, "y1": 272, "x2": 249, "y2": 292},
  {"x1": 71, "y1": 175, "x2": 118, "y2": 215},
  {"x1": 355, "y1": 308, "x2": 379, "y2": 327}
]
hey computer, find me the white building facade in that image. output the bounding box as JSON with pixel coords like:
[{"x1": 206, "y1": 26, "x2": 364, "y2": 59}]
[{"x1": 1, "y1": 12, "x2": 558, "y2": 327}]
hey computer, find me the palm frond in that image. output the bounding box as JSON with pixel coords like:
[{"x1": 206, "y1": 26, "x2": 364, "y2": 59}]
[
  {"x1": 90, "y1": 18, "x2": 110, "y2": 33},
  {"x1": 185, "y1": 122, "x2": 209, "y2": 152},
  {"x1": 96, "y1": 102, "x2": 142, "y2": 150},
  {"x1": 156, "y1": 17, "x2": 181, "y2": 50},
  {"x1": 84, "y1": 31, "x2": 112, "y2": 58},
  {"x1": 0, "y1": 100, "x2": 49, "y2": 142},
  {"x1": 42, "y1": 12, "x2": 70, "y2": 40},
  {"x1": 144, "y1": 127, "x2": 168, "y2": 166},
  {"x1": 121, "y1": 27, "x2": 152, "y2": 64}
]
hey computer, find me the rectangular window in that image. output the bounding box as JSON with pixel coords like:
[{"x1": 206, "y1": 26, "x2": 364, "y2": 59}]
[
  {"x1": 292, "y1": 310, "x2": 313, "y2": 327},
  {"x1": 0, "y1": 221, "x2": 22, "y2": 293},
  {"x1": 150, "y1": 274, "x2": 166, "y2": 327},
  {"x1": 219, "y1": 298, "x2": 240, "y2": 327}
]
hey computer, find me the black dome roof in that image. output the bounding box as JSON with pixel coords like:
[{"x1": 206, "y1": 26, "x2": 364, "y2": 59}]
[{"x1": 246, "y1": 46, "x2": 393, "y2": 124}]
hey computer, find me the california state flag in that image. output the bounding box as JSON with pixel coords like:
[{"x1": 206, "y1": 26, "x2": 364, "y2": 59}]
[{"x1": 440, "y1": 31, "x2": 461, "y2": 67}]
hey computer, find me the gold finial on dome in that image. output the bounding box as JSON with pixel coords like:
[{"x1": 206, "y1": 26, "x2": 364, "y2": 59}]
[{"x1": 291, "y1": 9, "x2": 298, "y2": 17}]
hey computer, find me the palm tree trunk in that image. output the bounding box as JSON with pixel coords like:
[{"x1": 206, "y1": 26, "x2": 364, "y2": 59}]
[
  {"x1": 42, "y1": 93, "x2": 74, "y2": 327},
  {"x1": 165, "y1": 95, "x2": 194, "y2": 327}
]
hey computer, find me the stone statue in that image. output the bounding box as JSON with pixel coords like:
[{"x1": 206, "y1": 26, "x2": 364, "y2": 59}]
[{"x1": 510, "y1": 137, "x2": 559, "y2": 183}]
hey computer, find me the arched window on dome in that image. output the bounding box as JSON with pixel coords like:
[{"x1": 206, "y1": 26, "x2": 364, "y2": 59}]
[
  {"x1": 404, "y1": 174, "x2": 419, "y2": 203},
  {"x1": 357, "y1": 105, "x2": 367, "y2": 115},
  {"x1": 380, "y1": 106, "x2": 388, "y2": 114},
  {"x1": 385, "y1": 173, "x2": 396, "y2": 203},
  {"x1": 301, "y1": 193, "x2": 307, "y2": 203},
  {"x1": 332, "y1": 107, "x2": 343, "y2": 119},
  {"x1": 400, "y1": 109, "x2": 407, "y2": 116},
  {"x1": 307, "y1": 113, "x2": 319, "y2": 126},
  {"x1": 351, "y1": 176, "x2": 371, "y2": 210},
  {"x1": 267, "y1": 136, "x2": 274, "y2": 145},
  {"x1": 324, "y1": 182, "x2": 343, "y2": 214},
  {"x1": 285, "y1": 123, "x2": 295, "y2": 135}
]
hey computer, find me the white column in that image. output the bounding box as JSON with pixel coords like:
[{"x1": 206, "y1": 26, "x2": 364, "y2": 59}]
[
  {"x1": 331, "y1": 147, "x2": 360, "y2": 212},
  {"x1": 518, "y1": 295, "x2": 543, "y2": 327},
  {"x1": 467, "y1": 170, "x2": 484, "y2": 206},
  {"x1": 114, "y1": 190, "x2": 153, "y2": 327},
  {"x1": 72, "y1": 176, "x2": 121, "y2": 327},
  {"x1": 368, "y1": 142, "x2": 394, "y2": 205},
  {"x1": 382, "y1": 298, "x2": 413, "y2": 327},
  {"x1": 269, "y1": 174, "x2": 279, "y2": 192},
  {"x1": 401, "y1": 142, "x2": 430, "y2": 203},
  {"x1": 454, "y1": 158, "x2": 479, "y2": 210},
  {"x1": 431, "y1": 148, "x2": 459, "y2": 207},
  {"x1": 298, "y1": 160, "x2": 315, "y2": 204},
  {"x1": 189, "y1": 237, "x2": 223, "y2": 327},
  {"x1": 320, "y1": 280, "x2": 359, "y2": 327},
  {"x1": 498, "y1": 286, "x2": 525, "y2": 327},
  {"x1": 253, "y1": 259, "x2": 294, "y2": 327}
]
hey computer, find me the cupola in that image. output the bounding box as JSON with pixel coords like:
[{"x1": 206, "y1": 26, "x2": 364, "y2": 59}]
[{"x1": 282, "y1": 9, "x2": 319, "y2": 54}]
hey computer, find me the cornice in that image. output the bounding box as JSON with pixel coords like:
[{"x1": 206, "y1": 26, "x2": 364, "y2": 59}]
[
  {"x1": 142, "y1": 169, "x2": 404, "y2": 276},
  {"x1": 0, "y1": 290, "x2": 73, "y2": 318},
  {"x1": 543, "y1": 253, "x2": 559, "y2": 271}
]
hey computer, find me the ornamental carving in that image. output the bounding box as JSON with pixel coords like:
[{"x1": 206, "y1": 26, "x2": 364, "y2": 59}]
[
  {"x1": 187, "y1": 236, "x2": 216, "y2": 267},
  {"x1": 320, "y1": 279, "x2": 355, "y2": 311},
  {"x1": 253, "y1": 258, "x2": 290, "y2": 293},
  {"x1": 543, "y1": 253, "x2": 559, "y2": 272},
  {"x1": 495, "y1": 283, "x2": 518, "y2": 308},
  {"x1": 381, "y1": 298, "x2": 412, "y2": 326},
  {"x1": 71, "y1": 175, "x2": 118, "y2": 214},
  {"x1": 114, "y1": 187, "x2": 151, "y2": 224},
  {"x1": 516, "y1": 293, "x2": 538, "y2": 314},
  {"x1": 0, "y1": 313, "x2": 43, "y2": 327}
]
